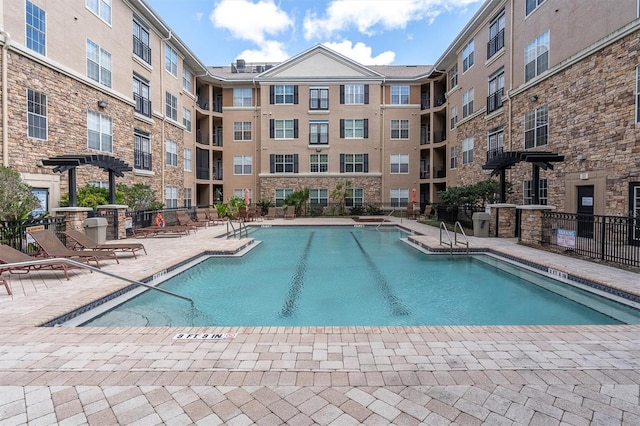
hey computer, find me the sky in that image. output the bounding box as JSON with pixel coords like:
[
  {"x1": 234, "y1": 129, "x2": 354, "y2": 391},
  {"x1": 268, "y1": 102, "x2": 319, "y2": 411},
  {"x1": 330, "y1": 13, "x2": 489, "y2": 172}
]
[{"x1": 144, "y1": 0, "x2": 484, "y2": 67}]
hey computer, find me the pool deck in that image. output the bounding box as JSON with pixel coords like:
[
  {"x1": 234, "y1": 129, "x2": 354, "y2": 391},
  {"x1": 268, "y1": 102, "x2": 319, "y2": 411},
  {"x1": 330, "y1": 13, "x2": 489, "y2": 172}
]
[{"x1": 1, "y1": 218, "x2": 639, "y2": 425}]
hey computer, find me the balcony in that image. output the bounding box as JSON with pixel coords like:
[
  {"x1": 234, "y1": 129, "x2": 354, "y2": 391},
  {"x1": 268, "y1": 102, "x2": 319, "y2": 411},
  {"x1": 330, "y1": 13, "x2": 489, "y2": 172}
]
[
  {"x1": 196, "y1": 166, "x2": 209, "y2": 180},
  {"x1": 434, "y1": 168, "x2": 446, "y2": 179},
  {"x1": 487, "y1": 29, "x2": 505, "y2": 59},
  {"x1": 196, "y1": 97, "x2": 209, "y2": 111},
  {"x1": 487, "y1": 88, "x2": 504, "y2": 113},
  {"x1": 196, "y1": 130, "x2": 209, "y2": 145},
  {"x1": 132, "y1": 36, "x2": 151, "y2": 64},
  {"x1": 134, "y1": 150, "x2": 152, "y2": 171},
  {"x1": 420, "y1": 127, "x2": 430, "y2": 145},
  {"x1": 434, "y1": 95, "x2": 446, "y2": 107},
  {"x1": 134, "y1": 94, "x2": 151, "y2": 117},
  {"x1": 212, "y1": 129, "x2": 223, "y2": 147},
  {"x1": 433, "y1": 131, "x2": 447, "y2": 143},
  {"x1": 420, "y1": 170, "x2": 431, "y2": 179},
  {"x1": 421, "y1": 93, "x2": 430, "y2": 110}
]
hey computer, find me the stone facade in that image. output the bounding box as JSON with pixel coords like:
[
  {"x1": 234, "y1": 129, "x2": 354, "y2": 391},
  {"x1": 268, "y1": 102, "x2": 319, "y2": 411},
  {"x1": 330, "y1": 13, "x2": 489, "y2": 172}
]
[
  {"x1": 258, "y1": 175, "x2": 383, "y2": 204},
  {"x1": 488, "y1": 204, "x2": 517, "y2": 238}
]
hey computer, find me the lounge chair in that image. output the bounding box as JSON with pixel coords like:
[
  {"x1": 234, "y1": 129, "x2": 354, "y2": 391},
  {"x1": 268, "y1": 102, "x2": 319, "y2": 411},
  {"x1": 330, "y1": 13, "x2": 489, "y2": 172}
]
[
  {"x1": 1, "y1": 276, "x2": 10, "y2": 295},
  {"x1": 27, "y1": 229, "x2": 117, "y2": 268},
  {"x1": 176, "y1": 211, "x2": 207, "y2": 231},
  {"x1": 131, "y1": 225, "x2": 190, "y2": 238},
  {"x1": 265, "y1": 207, "x2": 277, "y2": 220},
  {"x1": 64, "y1": 229, "x2": 147, "y2": 259},
  {"x1": 284, "y1": 205, "x2": 296, "y2": 219},
  {"x1": 0, "y1": 243, "x2": 74, "y2": 281},
  {"x1": 206, "y1": 209, "x2": 223, "y2": 225},
  {"x1": 195, "y1": 209, "x2": 211, "y2": 227}
]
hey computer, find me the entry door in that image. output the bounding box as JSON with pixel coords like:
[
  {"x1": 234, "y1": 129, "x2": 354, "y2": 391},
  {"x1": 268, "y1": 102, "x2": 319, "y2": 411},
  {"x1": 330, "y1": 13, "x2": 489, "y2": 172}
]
[
  {"x1": 577, "y1": 185, "x2": 594, "y2": 238},
  {"x1": 630, "y1": 183, "x2": 640, "y2": 246}
]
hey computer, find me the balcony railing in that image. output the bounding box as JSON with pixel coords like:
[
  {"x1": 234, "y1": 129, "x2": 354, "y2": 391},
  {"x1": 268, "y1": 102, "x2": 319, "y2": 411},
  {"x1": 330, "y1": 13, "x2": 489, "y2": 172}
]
[
  {"x1": 487, "y1": 88, "x2": 504, "y2": 113},
  {"x1": 433, "y1": 131, "x2": 446, "y2": 143},
  {"x1": 487, "y1": 29, "x2": 505, "y2": 59},
  {"x1": 196, "y1": 166, "x2": 209, "y2": 180},
  {"x1": 132, "y1": 36, "x2": 151, "y2": 64},
  {"x1": 487, "y1": 146, "x2": 504, "y2": 161},
  {"x1": 434, "y1": 168, "x2": 446, "y2": 179},
  {"x1": 196, "y1": 131, "x2": 209, "y2": 145},
  {"x1": 134, "y1": 150, "x2": 152, "y2": 171},
  {"x1": 134, "y1": 93, "x2": 151, "y2": 117},
  {"x1": 421, "y1": 94, "x2": 430, "y2": 110},
  {"x1": 213, "y1": 130, "x2": 223, "y2": 147},
  {"x1": 434, "y1": 95, "x2": 446, "y2": 107},
  {"x1": 420, "y1": 127, "x2": 430, "y2": 145},
  {"x1": 196, "y1": 98, "x2": 209, "y2": 111},
  {"x1": 420, "y1": 170, "x2": 430, "y2": 179}
]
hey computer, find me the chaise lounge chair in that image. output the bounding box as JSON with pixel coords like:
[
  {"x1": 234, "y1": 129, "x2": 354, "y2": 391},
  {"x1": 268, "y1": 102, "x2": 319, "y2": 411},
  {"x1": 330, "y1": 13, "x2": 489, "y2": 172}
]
[
  {"x1": 0, "y1": 243, "x2": 74, "y2": 283},
  {"x1": 284, "y1": 205, "x2": 296, "y2": 219},
  {"x1": 177, "y1": 210, "x2": 208, "y2": 232},
  {"x1": 27, "y1": 229, "x2": 118, "y2": 268},
  {"x1": 64, "y1": 229, "x2": 147, "y2": 259},
  {"x1": 195, "y1": 209, "x2": 211, "y2": 227},
  {"x1": 205, "y1": 209, "x2": 223, "y2": 225},
  {"x1": 131, "y1": 225, "x2": 190, "y2": 238},
  {"x1": 265, "y1": 207, "x2": 277, "y2": 220}
]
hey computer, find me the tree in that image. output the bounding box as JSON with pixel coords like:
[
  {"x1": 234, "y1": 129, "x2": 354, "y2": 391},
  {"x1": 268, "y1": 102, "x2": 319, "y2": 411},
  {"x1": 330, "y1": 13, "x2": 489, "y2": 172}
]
[
  {"x1": 330, "y1": 180, "x2": 352, "y2": 215},
  {"x1": 0, "y1": 166, "x2": 41, "y2": 220},
  {"x1": 284, "y1": 188, "x2": 310, "y2": 216},
  {"x1": 117, "y1": 183, "x2": 163, "y2": 211}
]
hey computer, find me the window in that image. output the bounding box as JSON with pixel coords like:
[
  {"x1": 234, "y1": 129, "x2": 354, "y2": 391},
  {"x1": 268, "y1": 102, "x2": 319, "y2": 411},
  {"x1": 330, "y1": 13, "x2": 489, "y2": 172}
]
[
  {"x1": 183, "y1": 188, "x2": 192, "y2": 208},
  {"x1": 526, "y1": 0, "x2": 545, "y2": 15},
  {"x1": 271, "y1": 85, "x2": 296, "y2": 104},
  {"x1": 636, "y1": 66, "x2": 640, "y2": 123},
  {"x1": 310, "y1": 154, "x2": 328, "y2": 173},
  {"x1": 133, "y1": 18, "x2": 151, "y2": 64},
  {"x1": 450, "y1": 64, "x2": 458, "y2": 89},
  {"x1": 390, "y1": 188, "x2": 409, "y2": 207},
  {"x1": 523, "y1": 179, "x2": 548, "y2": 205},
  {"x1": 88, "y1": 181, "x2": 109, "y2": 189},
  {"x1": 525, "y1": 31, "x2": 549, "y2": 82},
  {"x1": 234, "y1": 188, "x2": 252, "y2": 203},
  {"x1": 341, "y1": 119, "x2": 368, "y2": 139},
  {"x1": 134, "y1": 130, "x2": 151, "y2": 171},
  {"x1": 391, "y1": 120, "x2": 409, "y2": 139},
  {"x1": 165, "y1": 45, "x2": 178, "y2": 77},
  {"x1": 341, "y1": 154, "x2": 368, "y2": 173},
  {"x1": 309, "y1": 88, "x2": 329, "y2": 110},
  {"x1": 133, "y1": 75, "x2": 151, "y2": 117},
  {"x1": 487, "y1": 127, "x2": 504, "y2": 159},
  {"x1": 450, "y1": 146, "x2": 458, "y2": 169},
  {"x1": 345, "y1": 188, "x2": 364, "y2": 207},
  {"x1": 233, "y1": 155, "x2": 252, "y2": 175},
  {"x1": 87, "y1": 0, "x2": 111, "y2": 24},
  {"x1": 309, "y1": 189, "x2": 329, "y2": 206},
  {"x1": 26, "y1": 1, "x2": 46, "y2": 55},
  {"x1": 165, "y1": 92, "x2": 177, "y2": 121},
  {"x1": 183, "y1": 68, "x2": 192, "y2": 93},
  {"x1": 182, "y1": 108, "x2": 192, "y2": 132},
  {"x1": 165, "y1": 140, "x2": 178, "y2": 166},
  {"x1": 86, "y1": 40, "x2": 111, "y2": 87},
  {"x1": 271, "y1": 119, "x2": 297, "y2": 139},
  {"x1": 390, "y1": 85, "x2": 410, "y2": 105},
  {"x1": 525, "y1": 104, "x2": 548, "y2": 148},
  {"x1": 487, "y1": 11, "x2": 505, "y2": 59},
  {"x1": 462, "y1": 88, "x2": 474, "y2": 118},
  {"x1": 233, "y1": 88, "x2": 252, "y2": 107},
  {"x1": 275, "y1": 189, "x2": 293, "y2": 207},
  {"x1": 87, "y1": 111, "x2": 112, "y2": 152},
  {"x1": 450, "y1": 105, "x2": 458, "y2": 129},
  {"x1": 270, "y1": 154, "x2": 297, "y2": 173},
  {"x1": 341, "y1": 85, "x2": 368, "y2": 104},
  {"x1": 183, "y1": 148, "x2": 192, "y2": 172},
  {"x1": 27, "y1": 89, "x2": 47, "y2": 140},
  {"x1": 462, "y1": 137, "x2": 474, "y2": 164},
  {"x1": 462, "y1": 40, "x2": 474, "y2": 72},
  {"x1": 233, "y1": 122, "x2": 252, "y2": 141},
  {"x1": 165, "y1": 186, "x2": 178, "y2": 209},
  {"x1": 487, "y1": 70, "x2": 505, "y2": 113},
  {"x1": 309, "y1": 121, "x2": 328, "y2": 145},
  {"x1": 390, "y1": 154, "x2": 409, "y2": 174}
]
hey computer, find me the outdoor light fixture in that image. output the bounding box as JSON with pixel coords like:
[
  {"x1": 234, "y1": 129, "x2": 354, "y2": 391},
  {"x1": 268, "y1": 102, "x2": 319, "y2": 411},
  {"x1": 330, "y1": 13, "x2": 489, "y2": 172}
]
[
  {"x1": 97, "y1": 100, "x2": 108, "y2": 108},
  {"x1": 577, "y1": 152, "x2": 586, "y2": 161},
  {"x1": 529, "y1": 95, "x2": 538, "y2": 102}
]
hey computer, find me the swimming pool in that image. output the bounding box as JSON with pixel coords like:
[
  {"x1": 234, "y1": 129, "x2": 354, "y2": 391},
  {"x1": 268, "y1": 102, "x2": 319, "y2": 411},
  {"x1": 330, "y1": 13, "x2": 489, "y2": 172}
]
[{"x1": 81, "y1": 226, "x2": 640, "y2": 327}]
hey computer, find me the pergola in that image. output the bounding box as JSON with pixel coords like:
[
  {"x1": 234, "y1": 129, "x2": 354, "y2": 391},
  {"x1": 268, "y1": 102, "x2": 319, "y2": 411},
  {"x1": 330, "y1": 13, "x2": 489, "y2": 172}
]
[
  {"x1": 40, "y1": 155, "x2": 132, "y2": 207},
  {"x1": 482, "y1": 150, "x2": 565, "y2": 203}
]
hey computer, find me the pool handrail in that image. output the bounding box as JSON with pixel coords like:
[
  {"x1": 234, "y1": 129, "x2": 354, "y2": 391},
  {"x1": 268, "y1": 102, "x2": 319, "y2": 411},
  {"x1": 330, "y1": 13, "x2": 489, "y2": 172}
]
[
  {"x1": 0, "y1": 257, "x2": 194, "y2": 305},
  {"x1": 454, "y1": 221, "x2": 470, "y2": 254},
  {"x1": 439, "y1": 222, "x2": 453, "y2": 255},
  {"x1": 376, "y1": 209, "x2": 395, "y2": 230},
  {"x1": 226, "y1": 218, "x2": 248, "y2": 238}
]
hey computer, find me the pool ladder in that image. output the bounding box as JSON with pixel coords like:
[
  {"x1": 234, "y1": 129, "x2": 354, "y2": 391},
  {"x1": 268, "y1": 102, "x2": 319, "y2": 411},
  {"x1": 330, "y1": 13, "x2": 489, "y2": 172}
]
[
  {"x1": 226, "y1": 218, "x2": 248, "y2": 239},
  {"x1": 439, "y1": 221, "x2": 469, "y2": 255}
]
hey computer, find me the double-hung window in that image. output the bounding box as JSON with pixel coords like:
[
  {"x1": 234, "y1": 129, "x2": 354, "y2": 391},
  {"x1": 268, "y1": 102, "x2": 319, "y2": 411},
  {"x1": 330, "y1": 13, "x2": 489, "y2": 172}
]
[
  {"x1": 341, "y1": 119, "x2": 368, "y2": 139},
  {"x1": 87, "y1": 111, "x2": 112, "y2": 152},
  {"x1": 183, "y1": 188, "x2": 192, "y2": 208},
  {"x1": 26, "y1": 2, "x2": 46, "y2": 55},
  {"x1": 183, "y1": 148, "x2": 192, "y2": 172},
  {"x1": 310, "y1": 154, "x2": 328, "y2": 173},
  {"x1": 165, "y1": 92, "x2": 177, "y2": 121},
  {"x1": 523, "y1": 179, "x2": 548, "y2": 205},
  {"x1": 450, "y1": 64, "x2": 458, "y2": 89},
  {"x1": 462, "y1": 137, "x2": 474, "y2": 164},
  {"x1": 341, "y1": 84, "x2": 368, "y2": 104},
  {"x1": 309, "y1": 88, "x2": 329, "y2": 110},
  {"x1": 450, "y1": 105, "x2": 458, "y2": 129},
  {"x1": 390, "y1": 120, "x2": 409, "y2": 139},
  {"x1": 341, "y1": 154, "x2": 367, "y2": 173},
  {"x1": 165, "y1": 186, "x2": 178, "y2": 208},
  {"x1": 165, "y1": 140, "x2": 178, "y2": 166},
  {"x1": 133, "y1": 18, "x2": 151, "y2": 64},
  {"x1": 87, "y1": 0, "x2": 111, "y2": 24},
  {"x1": 524, "y1": 104, "x2": 549, "y2": 149},
  {"x1": 271, "y1": 85, "x2": 295, "y2": 104},
  {"x1": 272, "y1": 119, "x2": 297, "y2": 139},
  {"x1": 233, "y1": 155, "x2": 252, "y2": 175},
  {"x1": 450, "y1": 146, "x2": 458, "y2": 169},
  {"x1": 390, "y1": 154, "x2": 409, "y2": 174},
  {"x1": 27, "y1": 89, "x2": 47, "y2": 140},
  {"x1": 133, "y1": 75, "x2": 151, "y2": 117},
  {"x1": 309, "y1": 189, "x2": 328, "y2": 206},
  {"x1": 462, "y1": 88, "x2": 474, "y2": 118},
  {"x1": 390, "y1": 189, "x2": 409, "y2": 207},
  {"x1": 134, "y1": 129, "x2": 151, "y2": 171},
  {"x1": 87, "y1": 40, "x2": 112, "y2": 87},
  {"x1": 525, "y1": 31, "x2": 549, "y2": 82},
  {"x1": 487, "y1": 70, "x2": 505, "y2": 113},
  {"x1": 462, "y1": 40, "x2": 474, "y2": 72},
  {"x1": 233, "y1": 122, "x2": 252, "y2": 141},
  {"x1": 275, "y1": 189, "x2": 293, "y2": 207},
  {"x1": 390, "y1": 85, "x2": 409, "y2": 105},
  {"x1": 165, "y1": 45, "x2": 178, "y2": 77},
  {"x1": 182, "y1": 108, "x2": 191, "y2": 132},
  {"x1": 487, "y1": 127, "x2": 504, "y2": 159},
  {"x1": 309, "y1": 121, "x2": 328, "y2": 145},
  {"x1": 233, "y1": 88, "x2": 252, "y2": 107},
  {"x1": 345, "y1": 188, "x2": 364, "y2": 207},
  {"x1": 526, "y1": 0, "x2": 545, "y2": 16},
  {"x1": 271, "y1": 154, "x2": 297, "y2": 173},
  {"x1": 183, "y1": 68, "x2": 193, "y2": 93},
  {"x1": 487, "y1": 11, "x2": 505, "y2": 59}
]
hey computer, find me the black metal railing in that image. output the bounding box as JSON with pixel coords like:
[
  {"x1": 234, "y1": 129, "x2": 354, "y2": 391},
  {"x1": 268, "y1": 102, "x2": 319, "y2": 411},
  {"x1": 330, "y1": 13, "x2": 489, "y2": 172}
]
[
  {"x1": 487, "y1": 146, "x2": 504, "y2": 161},
  {"x1": 134, "y1": 149, "x2": 152, "y2": 171},
  {"x1": 487, "y1": 88, "x2": 504, "y2": 113},
  {"x1": 434, "y1": 95, "x2": 446, "y2": 107},
  {"x1": 196, "y1": 166, "x2": 209, "y2": 180},
  {"x1": 433, "y1": 131, "x2": 447, "y2": 143},
  {"x1": 487, "y1": 29, "x2": 505, "y2": 58},
  {"x1": 133, "y1": 35, "x2": 151, "y2": 64},
  {"x1": 0, "y1": 216, "x2": 66, "y2": 253},
  {"x1": 436, "y1": 205, "x2": 484, "y2": 229},
  {"x1": 134, "y1": 93, "x2": 151, "y2": 117},
  {"x1": 196, "y1": 98, "x2": 209, "y2": 110},
  {"x1": 541, "y1": 212, "x2": 640, "y2": 268}
]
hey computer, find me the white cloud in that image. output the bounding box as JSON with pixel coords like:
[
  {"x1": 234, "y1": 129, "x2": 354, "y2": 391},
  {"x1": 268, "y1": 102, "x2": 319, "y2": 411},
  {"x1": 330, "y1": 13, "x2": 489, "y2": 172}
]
[
  {"x1": 210, "y1": 0, "x2": 293, "y2": 44},
  {"x1": 304, "y1": 0, "x2": 481, "y2": 40},
  {"x1": 235, "y1": 40, "x2": 290, "y2": 62},
  {"x1": 323, "y1": 40, "x2": 395, "y2": 65}
]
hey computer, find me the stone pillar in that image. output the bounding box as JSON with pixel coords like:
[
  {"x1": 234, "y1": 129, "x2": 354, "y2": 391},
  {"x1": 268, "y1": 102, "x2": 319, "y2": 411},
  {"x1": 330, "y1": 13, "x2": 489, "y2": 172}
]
[
  {"x1": 517, "y1": 205, "x2": 556, "y2": 246},
  {"x1": 487, "y1": 204, "x2": 517, "y2": 238},
  {"x1": 97, "y1": 204, "x2": 129, "y2": 240},
  {"x1": 51, "y1": 207, "x2": 92, "y2": 232}
]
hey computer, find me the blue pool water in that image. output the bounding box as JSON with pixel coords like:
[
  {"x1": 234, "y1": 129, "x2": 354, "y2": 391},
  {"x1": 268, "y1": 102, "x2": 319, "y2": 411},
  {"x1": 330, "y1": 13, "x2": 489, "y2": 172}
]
[{"x1": 83, "y1": 226, "x2": 639, "y2": 327}]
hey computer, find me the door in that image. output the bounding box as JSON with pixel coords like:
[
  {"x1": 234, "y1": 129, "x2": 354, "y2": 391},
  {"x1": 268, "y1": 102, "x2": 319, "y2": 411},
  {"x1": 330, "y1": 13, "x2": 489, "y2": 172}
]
[
  {"x1": 630, "y1": 183, "x2": 640, "y2": 246},
  {"x1": 577, "y1": 185, "x2": 594, "y2": 238}
]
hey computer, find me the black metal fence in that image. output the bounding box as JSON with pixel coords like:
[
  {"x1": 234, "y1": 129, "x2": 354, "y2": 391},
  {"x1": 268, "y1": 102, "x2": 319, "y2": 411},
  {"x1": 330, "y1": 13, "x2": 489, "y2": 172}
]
[
  {"x1": 541, "y1": 212, "x2": 640, "y2": 268},
  {"x1": 436, "y1": 205, "x2": 485, "y2": 228},
  {"x1": 0, "y1": 216, "x2": 66, "y2": 254}
]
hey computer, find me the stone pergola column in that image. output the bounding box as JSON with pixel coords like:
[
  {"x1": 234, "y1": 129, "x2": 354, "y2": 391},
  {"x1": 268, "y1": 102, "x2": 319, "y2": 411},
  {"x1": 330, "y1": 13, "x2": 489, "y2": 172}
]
[
  {"x1": 517, "y1": 205, "x2": 556, "y2": 246},
  {"x1": 97, "y1": 204, "x2": 129, "y2": 240},
  {"x1": 487, "y1": 203, "x2": 517, "y2": 238},
  {"x1": 51, "y1": 207, "x2": 93, "y2": 232}
]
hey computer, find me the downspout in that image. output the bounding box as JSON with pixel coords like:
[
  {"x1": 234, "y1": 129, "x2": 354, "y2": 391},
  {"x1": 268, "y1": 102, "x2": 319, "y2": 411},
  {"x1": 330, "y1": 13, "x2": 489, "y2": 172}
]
[
  {"x1": 252, "y1": 77, "x2": 258, "y2": 202},
  {"x1": 380, "y1": 78, "x2": 386, "y2": 206},
  {"x1": 1, "y1": 28, "x2": 10, "y2": 167},
  {"x1": 507, "y1": 0, "x2": 515, "y2": 190},
  {"x1": 160, "y1": 31, "x2": 172, "y2": 200}
]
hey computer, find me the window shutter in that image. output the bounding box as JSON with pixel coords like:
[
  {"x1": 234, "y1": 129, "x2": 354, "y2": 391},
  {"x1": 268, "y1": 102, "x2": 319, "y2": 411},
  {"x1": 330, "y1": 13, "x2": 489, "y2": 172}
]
[
  {"x1": 364, "y1": 85, "x2": 369, "y2": 104},
  {"x1": 293, "y1": 154, "x2": 299, "y2": 173},
  {"x1": 269, "y1": 86, "x2": 274, "y2": 104},
  {"x1": 363, "y1": 119, "x2": 369, "y2": 138},
  {"x1": 270, "y1": 154, "x2": 275, "y2": 173},
  {"x1": 340, "y1": 85, "x2": 345, "y2": 104},
  {"x1": 363, "y1": 154, "x2": 369, "y2": 173},
  {"x1": 340, "y1": 154, "x2": 345, "y2": 173},
  {"x1": 340, "y1": 119, "x2": 345, "y2": 138},
  {"x1": 270, "y1": 119, "x2": 274, "y2": 138},
  {"x1": 293, "y1": 119, "x2": 299, "y2": 138},
  {"x1": 293, "y1": 86, "x2": 299, "y2": 104}
]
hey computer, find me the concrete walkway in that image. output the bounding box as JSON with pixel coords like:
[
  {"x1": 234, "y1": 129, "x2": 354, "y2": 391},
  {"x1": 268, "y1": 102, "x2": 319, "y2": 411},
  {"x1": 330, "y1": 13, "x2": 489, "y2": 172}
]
[{"x1": 0, "y1": 218, "x2": 638, "y2": 425}]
